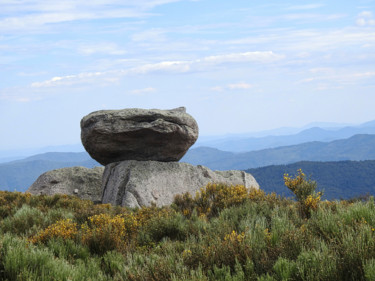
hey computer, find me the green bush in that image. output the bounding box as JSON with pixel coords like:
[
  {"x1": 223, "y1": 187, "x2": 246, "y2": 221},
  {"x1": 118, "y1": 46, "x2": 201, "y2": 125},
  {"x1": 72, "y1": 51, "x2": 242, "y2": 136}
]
[
  {"x1": 272, "y1": 257, "x2": 297, "y2": 281},
  {"x1": 284, "y1": 169, "x2": 322, "y2": 218},
  {"x1": 0, "y1": 181, "x2": 375, "y2": 280},
  {"x1": 1, "y1": 205, "x2": 44, "y2": 235},
  {"x1": 137, "y1": 211, "x2": 189, "y2": 246},
  {"x1": 364, "y1": 259, "x2": 375, "y2": 281}
]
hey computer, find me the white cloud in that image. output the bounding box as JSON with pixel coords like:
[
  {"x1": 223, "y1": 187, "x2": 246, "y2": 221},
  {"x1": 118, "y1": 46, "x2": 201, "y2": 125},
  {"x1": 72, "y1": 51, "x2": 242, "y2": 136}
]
[
  {"x1": 227, "y1": 82, "x2": 253, "y2": 90},
  {"x1": 211, "y1": 82, "x2": 253, "y2": 92},
  {"x1": 210, "y1": 86, "x2": 224, "y2": 92},
  {"x1": 356, "y1": 11, "x2": 375, "y2": 26},
  {"x1": 131, "y1": 28, "x2": 167, "y2": 42},
  {"x1": 0, "y1": 0, "x2": 184, "y2": 33},
  {"x1": 30, "y1": 72, "x2": 108, "y2": 88},
  {"x1": 282, "y1": 13, "x2": 345, "y2": 22},
  {"x1": 357, "y1": 18, "x2": 367, "y2": 26},
  {"x1": 224, "y1": 28, "x2": 375, "y2": 54},
  {"x1": 77, "y1": 43, "x2": 127, "y2": 56},
  {"x1": 130, "y1": 61, "x2": 192, "y2": 74},
  {"x1": 353, "y1": 72, "x2": 375, "y2": 78},
  {"x1": 359, "y1": 11, "x2": 373, "y2": 18},
  {"x1": 309, "y1": 67, "x2": 335, "y2": 74},
  {"x1": 300, "y1": 71, "x2": 375, "y2": 88},
  {"x1": 130, "y1": 87, "x2": 156, "y2": 94},
  {"x1": 286, "y1": 4, "x2": 325, "y2": 10},
  {"x1": 202, "y1": 51, "x2": 284, "y2": 64},
  {"x1": 29, "y1": 51, "x2": 282, "y2": 88}
]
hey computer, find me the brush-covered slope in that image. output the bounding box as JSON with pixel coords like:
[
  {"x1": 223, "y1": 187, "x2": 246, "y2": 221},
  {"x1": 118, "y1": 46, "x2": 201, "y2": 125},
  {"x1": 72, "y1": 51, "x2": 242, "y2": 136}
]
[{"x1": 182, "y1": 134, "x2": 375, "y2": 170}]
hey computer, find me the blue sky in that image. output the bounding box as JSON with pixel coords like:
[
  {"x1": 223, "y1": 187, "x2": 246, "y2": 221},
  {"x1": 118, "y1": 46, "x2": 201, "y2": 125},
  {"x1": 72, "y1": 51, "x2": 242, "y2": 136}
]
[{"x1": 1, "y1": 0, "x2": 375, "y2": 150}]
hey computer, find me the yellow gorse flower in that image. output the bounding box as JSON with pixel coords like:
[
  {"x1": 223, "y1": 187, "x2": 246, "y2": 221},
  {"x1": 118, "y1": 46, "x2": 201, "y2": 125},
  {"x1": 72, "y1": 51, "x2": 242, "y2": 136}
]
[
  {"x1": 224, "y1": 230, "x2": 245, "y2": 243},
  {"x1": 29, "y1": 219, "x2": 77, "y2": 244}
]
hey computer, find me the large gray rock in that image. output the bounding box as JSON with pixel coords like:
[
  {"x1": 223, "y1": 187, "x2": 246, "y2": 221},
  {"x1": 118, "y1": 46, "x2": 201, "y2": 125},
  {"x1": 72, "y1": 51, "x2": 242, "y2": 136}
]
[
  {"x1": 81, "y1": 107, "x2": 199, "y2": 165},
  {"x1": 101, "y1": 160, "x2": 259, "y2": 208},
  {"x1": 27, "y1": 166, "x2": 104, "y2": 202}
]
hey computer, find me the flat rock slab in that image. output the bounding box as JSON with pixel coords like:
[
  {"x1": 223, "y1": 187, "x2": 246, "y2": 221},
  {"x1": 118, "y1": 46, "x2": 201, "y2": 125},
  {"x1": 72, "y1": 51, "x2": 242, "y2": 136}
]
[
  {"x1": 27, "y1": 166, "x2": 104, "y2": 202},
  {"x1": 81, "y1": 107, "x2": 199, "y2": 165},
  {"x1": 101, "y1": 160, "x2": 259, "y2": 208}
]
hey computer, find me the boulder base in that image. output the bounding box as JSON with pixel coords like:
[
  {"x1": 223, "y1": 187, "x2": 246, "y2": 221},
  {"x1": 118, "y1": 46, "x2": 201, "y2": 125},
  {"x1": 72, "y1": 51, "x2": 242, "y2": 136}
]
[
  {"x1": 27, "y1": 166, "x2": 104, "y2": 202},
  {"x1": 101, "y1": 160, "x2": 259, "y2": 208},
  {"x1": 80, "y1": 107, "x2": 199, "y2": 165}
]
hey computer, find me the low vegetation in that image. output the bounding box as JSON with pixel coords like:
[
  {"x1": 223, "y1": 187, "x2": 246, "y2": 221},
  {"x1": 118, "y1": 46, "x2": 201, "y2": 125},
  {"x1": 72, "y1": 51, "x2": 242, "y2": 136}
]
[{"x1": 0, "y1": 171, "x2": 375, "y2": 280}]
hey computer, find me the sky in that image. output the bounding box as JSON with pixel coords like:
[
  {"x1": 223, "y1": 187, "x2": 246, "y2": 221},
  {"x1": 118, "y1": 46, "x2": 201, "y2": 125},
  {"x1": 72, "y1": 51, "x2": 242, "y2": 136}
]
[{"x1": 1, "y1": 0, "x2": 375, "y2": 150}]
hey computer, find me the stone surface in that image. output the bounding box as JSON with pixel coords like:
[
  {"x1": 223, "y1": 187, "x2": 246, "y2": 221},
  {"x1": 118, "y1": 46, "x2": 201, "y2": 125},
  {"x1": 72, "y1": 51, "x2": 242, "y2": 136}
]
[
  {"x1": 80, "y1": 107, "x2": 199, "y2": 165},
  {"x1": 101, "y1": 160, "x2": 259, "y2": 208},
  {"x1": 27, "y1": 166, "x2": 104, "y2": 202}
]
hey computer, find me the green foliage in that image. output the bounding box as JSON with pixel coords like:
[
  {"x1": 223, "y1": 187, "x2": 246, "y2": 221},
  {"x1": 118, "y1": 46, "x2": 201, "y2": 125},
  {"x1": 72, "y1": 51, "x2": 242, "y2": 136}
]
[
  {"x1": 284, "y1": 169, "x2": 322, "y2": 218},
  {"x1": 272, "y1": 257, "x2": 297, "y2": 281},
  {"x1": 0, "y1": 234, "x2": 107, "y2": 281},
  {"x1": 1, "y1": 204, "x2": 44, "y2": 235},
  {"x1": 1, "y1": 182, "x2": 375, "y2": 280},
  {"x1": 364, "y1": 259, "x2": 375, "y2": 281},
  {"x1": 173, "y1": 183, "x2": 276, "y2": 218}
]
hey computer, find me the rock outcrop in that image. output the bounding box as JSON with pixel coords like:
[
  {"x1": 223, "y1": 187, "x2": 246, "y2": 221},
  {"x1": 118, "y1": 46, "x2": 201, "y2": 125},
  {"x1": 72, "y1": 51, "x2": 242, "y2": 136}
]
[
  {"x1": 80, "y1": 107, "x2": 199, "y2": 165},
  {"x1": 27, "y1": 166, "x2": 104, "y2": 202},
  {"x1": 101, "y1": 160, "x2": 259, "y2": 208}
]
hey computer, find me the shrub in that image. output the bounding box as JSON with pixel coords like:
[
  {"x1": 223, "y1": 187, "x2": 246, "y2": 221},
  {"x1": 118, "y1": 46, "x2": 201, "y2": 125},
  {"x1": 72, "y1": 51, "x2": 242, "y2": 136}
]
[
  {"x1": 364, "y1": 259, "x2": 375, "y2": 281},
  {"x1": 284, "y1": 169, "x2": 322, "y2": 218},
  {"x1": 1, "y1": 235, "x2": 74, "y2": 281},
  {"x1": 174, "y1": 183, "x2": 266, "y2": 218},
  {"x1": 101, "y1": 250, "x2": 126, "y2": 278},
  {"x1": 0, "y1": 191, "x2": 32, "y2": 219},
  {"x1": 2, "y1": 178, "x2": 375, "y2": 280},
  {"x1": 47, "y1": 238, "x2": 90, "y2": 263},
  {"x1": 1, "y1": 234, "x2": 108, "y2": 281},
  {"x1": 1, "y1": 205, "x2": 44, "y2": 236},
  {"x1": 80, "y1": 213, "x2": 128, "y2": 255},
  {"x1": 295, "y1": 244, "x2": 338, "y2": 281},
  {"x1": 272, "y1": 257, "x2": 297, "y2": 281},
  {"x1": 29, "y1": 218, "x2": 78, "y2": 244},
  {"x1": 137, "y1": 211, "x2": 188, "y2": 246}
]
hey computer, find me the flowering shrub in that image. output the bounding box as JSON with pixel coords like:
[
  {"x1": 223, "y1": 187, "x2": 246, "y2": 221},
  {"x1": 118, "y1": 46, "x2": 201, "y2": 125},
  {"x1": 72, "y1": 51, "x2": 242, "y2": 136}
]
[
  {"x1": 284, "y1": 169, "x2": 322, "y2": 217},
  {"x1": 29, "y1": 219, "x2": 77, "y2": 244},
  {"x1": 183, "y1": 229, "x2": 251, "y2": 271},
  {"x1": 174, "y1": 183, "x2": 263, "y2": 218},
  {"x1": 2, "y1": 183, "x2": 375, "y2": 280},
  {"x1": 80, "y1": 213, "x2": 129, "y2": 254},
  {"x1": 224, "y1": 230, "x2": 245, "y2": 243},
  {"x1": 0, "y1": 191, "x2": 32, "y2": 219}
]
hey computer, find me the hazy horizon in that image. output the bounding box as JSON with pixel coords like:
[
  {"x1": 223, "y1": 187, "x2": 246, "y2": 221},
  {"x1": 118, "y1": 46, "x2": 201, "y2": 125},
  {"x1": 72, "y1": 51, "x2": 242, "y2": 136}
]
[
  {"x1": 1, "y1": 0, "x2": 374, "y2": 150},
  {"x1": 0, "y1": 118, "x2": 373, "y2": 158}
]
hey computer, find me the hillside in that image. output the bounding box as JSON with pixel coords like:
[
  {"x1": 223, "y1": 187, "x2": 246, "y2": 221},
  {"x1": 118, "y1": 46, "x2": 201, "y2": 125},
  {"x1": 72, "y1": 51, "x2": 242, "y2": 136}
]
[
  {"x1": 195, "y1": 121, "x2": 375, "y2": 152},
  {"x1": 246, "y1": 160, "x2": 375, "y2": 200},
  {"x1": 182, "y1": 134, "x2": 375, "y2": 170},
  {"x1": 0, "y1": 152, "x2": 100, "y2": 192},
  {"x1": 0, "y1": 184, "x2": 375, "y2": 280}
]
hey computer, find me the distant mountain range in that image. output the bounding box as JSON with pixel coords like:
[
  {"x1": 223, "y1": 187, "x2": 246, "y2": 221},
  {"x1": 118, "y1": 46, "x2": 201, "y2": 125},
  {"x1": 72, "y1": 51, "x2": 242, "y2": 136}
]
[
  {"x1": 0, "y1": 144, "x2": 86, "y2": 163},
  {"x1": 2, "y1": 120, "x2": 375, "y2": 163},
  {"x1": 182, "y1": 134, "x2": 375, "y2": 170},
  {"x1": 246, "y1": 160, "x2": 375, "y2": 200},
  {"x1": 1, "y1": 119, "x2": 375, "y2": 196},
  {"x1": 0, "y1": 152, "x2": 100, "y2": 192},
  {"x1": 195, "y1": 120, "x2": 375, "y2": 152},
  {"x1": 1, "y1": 133, "x2": 375, "y2": 193}
]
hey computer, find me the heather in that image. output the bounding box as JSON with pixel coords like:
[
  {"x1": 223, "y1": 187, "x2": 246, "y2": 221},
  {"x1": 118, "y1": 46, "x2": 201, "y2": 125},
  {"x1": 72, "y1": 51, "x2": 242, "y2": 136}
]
[{"x1": 0, "y1": 172, "x2": 375, "y2": 280}]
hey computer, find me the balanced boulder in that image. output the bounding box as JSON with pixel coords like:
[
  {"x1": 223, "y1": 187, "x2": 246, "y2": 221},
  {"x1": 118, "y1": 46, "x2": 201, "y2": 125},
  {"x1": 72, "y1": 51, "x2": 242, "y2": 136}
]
[
  {"x1": 101, "y1": 160, "x2": 259, "y2": 208},
  {"x1": 81, "y1": 107, "x2": 199, "y2": 165},
  {"x1": 27, "y1": 166, "x2": 104, "y2": 202}
]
